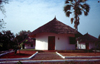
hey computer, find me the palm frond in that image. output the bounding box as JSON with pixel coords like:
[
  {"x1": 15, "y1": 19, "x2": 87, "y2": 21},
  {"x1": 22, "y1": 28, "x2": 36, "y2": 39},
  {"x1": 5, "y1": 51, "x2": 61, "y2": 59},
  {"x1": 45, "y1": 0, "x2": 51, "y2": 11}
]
[
  {"x1": 64, "y1": 5, "x2": 71, "y2": 12},
  {"x1": 80, "y1": 4, "x2": 85, "y2": 8},
  {"x1": 64, "y1": 0, "x2": 89, "y2": 30},
  {"x1": 78, "y1": 0, "x2": 87, "y2": 2},
  {"x1": 84, "y1": 11, "x2": 88, "y2": 16},
  {"x1": 65, "y1": 0, "x2": 69, "y2": 3},
  {"x1": 69, "y1": 0, "x2": 73, "y2": 2},
  {"x1": 71, "y1": 18, "x2": 74, "y2": 24},
  {"x1": 75, "y1": 7, "x2": 82, "y2": 15},
  {"x1": 83, "y1": 3, "x2": 90, "y2": 12},
  {"x1": 66, "y1": 11, "x2": 72, "y2": 17}
]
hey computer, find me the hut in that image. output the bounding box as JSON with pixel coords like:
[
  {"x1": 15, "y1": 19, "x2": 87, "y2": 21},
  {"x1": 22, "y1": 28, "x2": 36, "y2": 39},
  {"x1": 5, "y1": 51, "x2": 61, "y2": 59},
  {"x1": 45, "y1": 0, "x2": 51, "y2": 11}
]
[
  {"x1": 77, "y1": 33, "x2": 98, "y2": 50},
  {"x1": 20, "y1": 37, "x2": 35, "y2": 49},
  {"x1": 29, "y1": 17, "x2": 81, "y2": 50}
]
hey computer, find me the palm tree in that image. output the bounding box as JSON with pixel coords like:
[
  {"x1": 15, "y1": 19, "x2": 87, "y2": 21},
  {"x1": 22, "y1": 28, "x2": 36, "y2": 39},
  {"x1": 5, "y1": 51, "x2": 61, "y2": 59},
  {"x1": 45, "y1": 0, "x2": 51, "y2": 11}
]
[{"x1": 64, "y1": 0, "x2": 90, "y2": 30}]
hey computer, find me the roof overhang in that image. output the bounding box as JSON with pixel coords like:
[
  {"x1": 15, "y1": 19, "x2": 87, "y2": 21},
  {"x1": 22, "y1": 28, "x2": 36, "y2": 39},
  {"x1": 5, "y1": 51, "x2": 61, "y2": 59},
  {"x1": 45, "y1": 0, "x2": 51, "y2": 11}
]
[
  {"x1": 29, "y1": 34, "x2": 36, "y2": 38},
  {"x1": 29, "y1": 32, "x2": 75, "y2": 38}
]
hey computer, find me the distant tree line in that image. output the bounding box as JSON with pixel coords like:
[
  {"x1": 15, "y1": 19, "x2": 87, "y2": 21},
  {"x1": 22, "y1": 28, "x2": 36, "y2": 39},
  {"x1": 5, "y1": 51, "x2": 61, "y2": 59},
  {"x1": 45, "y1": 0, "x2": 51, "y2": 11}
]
[
  {"x1": 0, "y1": 0, "x2": 31, "y2": 51},
  {"x1": 0, "y1": 30, "x2": 15, "y2": 50},
  {"x1": 0, "y1": 30, "x2": 31, "y2": 51}
]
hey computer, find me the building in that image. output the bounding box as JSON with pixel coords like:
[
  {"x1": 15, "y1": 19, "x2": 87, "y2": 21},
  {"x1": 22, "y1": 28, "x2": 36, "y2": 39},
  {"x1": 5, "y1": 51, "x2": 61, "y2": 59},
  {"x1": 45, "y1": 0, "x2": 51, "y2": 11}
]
[
  {"x1": 77, "y1": 33, "x2": 98, "y2": 50},
  {"x1": 29, "y1": 17, "x2": 81, "y2": 50},
  {"x1": 20, "y1": 37, "x2": 35, "y2": 49}
]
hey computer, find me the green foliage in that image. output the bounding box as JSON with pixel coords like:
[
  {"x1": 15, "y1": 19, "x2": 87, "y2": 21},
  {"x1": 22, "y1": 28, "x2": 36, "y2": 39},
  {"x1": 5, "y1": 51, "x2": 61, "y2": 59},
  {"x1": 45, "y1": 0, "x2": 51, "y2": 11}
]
[
  {"x1": 20, "y1": 39, "x2": 28, "y2": 49},
  {"x1": 20, "y1": 49, "x2": 35, "y2": 51},
  {"x1": 98, "y1": 35, "x2": 100, "y2": 39},
  {"x1": 17, "y1": 61, "x2": 23, "y2": 64},
  {"x1": 0, "y1": 43, "x2": 3, "y2": 47},
  {"x1": 23, "y1": 39, "x2": 28, "y2": 43},
  {"x1": 15, "y1": 30, "x2": 31, "y2": 43},
  {"x1": 64, "y1": 0, "x2": 90, "y2": 30},
  {"x1": 0, "y1": 0, "x2": 8, "y2": 14},
  {"x1": 14, "y1": 30, "x2": 31, "y2": 49},
  {"x1": 0, "y1": 19, "x2": 6, "y2": 29},
  {"x1": 0, "y1": 30, "x2": 16, "y2": 50},
  {"x1": 25, "y1": 40, "x2": 28, "y2": 42}
]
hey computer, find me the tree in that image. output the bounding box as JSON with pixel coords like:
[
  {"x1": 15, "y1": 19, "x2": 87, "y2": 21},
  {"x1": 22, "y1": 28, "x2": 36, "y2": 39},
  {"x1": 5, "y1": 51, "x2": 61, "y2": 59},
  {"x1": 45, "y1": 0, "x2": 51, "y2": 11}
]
[
  {"x1": 98, "y1": 35, "x2": 100, "y2": 39},
  {"x1": 0, "y1": 0, "x2": 8, "y2": 14},
  {"x1": 0, "y1": 32, "x2": 3, "y2": 49},
  {"x1": 98, "y1": 1, "x2": 100, "y2": 3},
  {"x1": 15, "y1": 30, "x2": 31, "y2": 43},
  {"x1": 0, "y1": 30, "x2": 15, "y2": 50},
  {"x1": 14, "y1": 30, "x2": 31, "y2": 53},
  {"x1": 0, "y1": 0, "x2": 9, "y2": 29},
  {"x1": 14, "y1": 30, "x2": 31, "y2": 48},
  {"x1": 64, "y1": 0, "x2": 90, "y2": 30}
]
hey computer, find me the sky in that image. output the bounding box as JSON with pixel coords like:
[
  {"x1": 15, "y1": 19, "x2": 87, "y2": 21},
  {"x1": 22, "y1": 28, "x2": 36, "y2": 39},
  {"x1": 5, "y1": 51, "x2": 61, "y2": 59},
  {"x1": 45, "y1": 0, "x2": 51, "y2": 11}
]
[{"x1": 0, "y1": 0, "x2": 100, "y2": 38}]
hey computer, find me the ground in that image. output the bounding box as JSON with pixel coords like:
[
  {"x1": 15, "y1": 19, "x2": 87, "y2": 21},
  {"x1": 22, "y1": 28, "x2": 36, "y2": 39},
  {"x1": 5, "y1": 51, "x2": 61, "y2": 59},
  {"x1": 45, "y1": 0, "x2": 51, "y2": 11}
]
[
  {"x1": 21, "y1": 62, "x2": 100, "y2": 64},
  {"x1": 0, "y1": 50, "x2": 36, "y2": 58},
  {"x1": 1, "y1": 50, "x2": 100, "y2": 64},
  {"x1": 60, "y1": 52, "x2": 100, "y2": 56}
]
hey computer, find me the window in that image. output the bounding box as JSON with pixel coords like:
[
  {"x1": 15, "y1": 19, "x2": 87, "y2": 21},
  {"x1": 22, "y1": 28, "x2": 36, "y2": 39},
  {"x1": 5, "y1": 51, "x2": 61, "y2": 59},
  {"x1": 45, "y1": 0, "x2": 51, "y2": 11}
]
[{"x1": 69, "y1": 37, "x2": 76, "y2": 44}]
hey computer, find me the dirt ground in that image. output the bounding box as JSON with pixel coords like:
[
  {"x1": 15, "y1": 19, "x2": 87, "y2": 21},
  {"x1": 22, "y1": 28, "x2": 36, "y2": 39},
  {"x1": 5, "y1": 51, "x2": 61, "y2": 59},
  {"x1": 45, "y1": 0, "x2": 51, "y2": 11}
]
[
  {"x1": 60, "y1": 52, "x2": 100, "y2": 56},
  {"x1": 16, "y1": 61, "x2": 100, "y2": 64},
  {"x1": 1, "y1": 51, "x2": 100, "y2": 64},
  {"x1": 0, "y1": 50, "x2": 36, "y2": 58}
]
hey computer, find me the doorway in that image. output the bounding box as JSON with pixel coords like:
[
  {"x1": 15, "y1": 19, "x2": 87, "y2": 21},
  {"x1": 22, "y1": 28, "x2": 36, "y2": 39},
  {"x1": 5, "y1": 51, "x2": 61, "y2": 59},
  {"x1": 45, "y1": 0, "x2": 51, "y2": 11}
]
[
  {"x1": 48, "y1": 36, "x2": 55, "y2": 50},
  {"x1": 22, "y1": 44, "x2": 25, "y2": 49},
  {"x1": 86, "y1": 43, "x2": 89, "y2": 50}
]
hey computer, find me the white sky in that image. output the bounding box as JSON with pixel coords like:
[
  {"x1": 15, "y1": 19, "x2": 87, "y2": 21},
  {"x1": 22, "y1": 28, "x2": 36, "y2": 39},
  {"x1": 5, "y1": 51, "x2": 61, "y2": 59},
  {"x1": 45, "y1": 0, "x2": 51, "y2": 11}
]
[{"x1": 0, "y1": 0, "x2": 100, "y2": 38}]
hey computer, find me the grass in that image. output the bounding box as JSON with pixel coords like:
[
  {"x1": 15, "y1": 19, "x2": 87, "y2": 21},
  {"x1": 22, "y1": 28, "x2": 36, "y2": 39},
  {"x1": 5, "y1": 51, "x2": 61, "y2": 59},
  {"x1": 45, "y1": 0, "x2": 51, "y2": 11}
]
[
  {"x1": 20, "y1": 49, "x2": 36, "y2": 51},
  {"x1": 20, "y1": 49, "x2": 44, "y2": 51}
]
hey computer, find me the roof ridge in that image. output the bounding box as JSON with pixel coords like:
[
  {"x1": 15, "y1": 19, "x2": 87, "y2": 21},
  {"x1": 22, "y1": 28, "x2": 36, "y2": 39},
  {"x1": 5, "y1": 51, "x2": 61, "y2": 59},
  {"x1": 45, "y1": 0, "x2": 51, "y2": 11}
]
[{"x1": 85, "y1": 33, "x2": 97, "y2": 39}]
